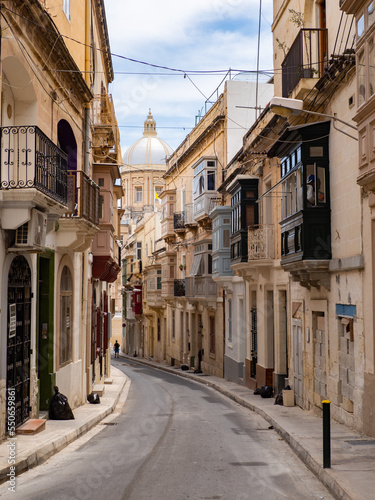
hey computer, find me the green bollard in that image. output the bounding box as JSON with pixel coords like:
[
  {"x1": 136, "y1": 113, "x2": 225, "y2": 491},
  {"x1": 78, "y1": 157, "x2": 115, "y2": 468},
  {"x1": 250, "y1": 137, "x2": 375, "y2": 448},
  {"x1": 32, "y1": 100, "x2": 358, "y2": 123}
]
[{"x1": 322, "y1": 400, "x2": 331, "y2": 468}]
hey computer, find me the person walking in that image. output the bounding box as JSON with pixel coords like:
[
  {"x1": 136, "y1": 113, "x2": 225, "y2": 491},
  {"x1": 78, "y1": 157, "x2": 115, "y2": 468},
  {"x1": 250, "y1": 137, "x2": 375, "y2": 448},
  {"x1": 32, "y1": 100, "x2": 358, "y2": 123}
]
[{"x1": 114, "y1": 340, "x2": 120, "y2": 358}]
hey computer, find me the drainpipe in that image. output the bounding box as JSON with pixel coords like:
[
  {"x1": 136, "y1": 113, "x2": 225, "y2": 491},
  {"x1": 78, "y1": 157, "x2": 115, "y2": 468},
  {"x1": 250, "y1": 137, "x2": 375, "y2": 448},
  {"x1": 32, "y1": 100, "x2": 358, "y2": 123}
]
[
  {"x1": 84, "y1": 0, "x2": 91, "y2": 175},
  {"x1": 84, "y1": 106, "x2": 90, "y2": 175},
  {"x1": 0, "y1": 2, "x2": 2, "y2": 128}
]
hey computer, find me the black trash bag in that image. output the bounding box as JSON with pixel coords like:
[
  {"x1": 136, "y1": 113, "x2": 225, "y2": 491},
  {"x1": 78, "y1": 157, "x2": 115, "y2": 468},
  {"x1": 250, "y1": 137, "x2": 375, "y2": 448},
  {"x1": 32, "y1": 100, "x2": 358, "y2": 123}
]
[
  {"x1": 274, "y1": 392, "x2": 283, "y2": 405},
  {"x1": 49, "y1": 386, "x2": 75, "y2": 420},
  {"x1": 253, "y1": 388, "x2": 261, "y2": 395},
  {"x1": 260, "y1": 385, "x2": 273, "y2": 398},
  {"x1": 180, "y1": 364, "x2": 189, "y2": 371},
  {"x1": 87, "y1": 392, "x2": 100, "y2": 404}
]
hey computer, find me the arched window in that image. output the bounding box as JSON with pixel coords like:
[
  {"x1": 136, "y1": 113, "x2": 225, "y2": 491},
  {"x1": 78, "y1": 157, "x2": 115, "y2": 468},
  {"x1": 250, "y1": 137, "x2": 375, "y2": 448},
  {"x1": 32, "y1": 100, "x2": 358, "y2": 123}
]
[{"x1": 59, "y1": 266, "x2": 73, "y2": 366}]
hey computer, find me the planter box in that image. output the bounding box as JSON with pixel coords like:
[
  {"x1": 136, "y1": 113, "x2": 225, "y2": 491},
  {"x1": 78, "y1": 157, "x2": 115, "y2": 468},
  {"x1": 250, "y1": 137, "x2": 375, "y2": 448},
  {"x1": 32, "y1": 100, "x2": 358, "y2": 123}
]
[{"x1": 283, "y1": 389, "x2": 295, "y2": 407}]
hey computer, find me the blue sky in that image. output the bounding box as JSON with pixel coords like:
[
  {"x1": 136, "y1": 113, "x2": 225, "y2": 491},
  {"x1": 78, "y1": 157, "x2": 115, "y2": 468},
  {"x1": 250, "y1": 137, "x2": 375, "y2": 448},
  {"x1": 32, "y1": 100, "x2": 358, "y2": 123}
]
[{"x1": 105, "y1": 0, "x2": 274, "y2": 158}]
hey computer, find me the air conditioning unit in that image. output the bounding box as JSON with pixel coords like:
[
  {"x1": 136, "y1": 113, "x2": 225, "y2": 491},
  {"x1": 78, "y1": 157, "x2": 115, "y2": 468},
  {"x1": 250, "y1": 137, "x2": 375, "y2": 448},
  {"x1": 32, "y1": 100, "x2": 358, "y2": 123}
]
[{"x1": 13, "y1": 209, "x2": 47, "y2": 250}]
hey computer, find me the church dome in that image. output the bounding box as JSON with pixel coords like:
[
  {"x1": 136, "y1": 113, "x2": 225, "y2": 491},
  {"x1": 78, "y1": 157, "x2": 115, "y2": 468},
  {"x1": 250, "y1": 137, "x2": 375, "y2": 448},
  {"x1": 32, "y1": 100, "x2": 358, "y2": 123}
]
[{"x1": 123, "y1": 110, "x2": 173, "y2": 168}]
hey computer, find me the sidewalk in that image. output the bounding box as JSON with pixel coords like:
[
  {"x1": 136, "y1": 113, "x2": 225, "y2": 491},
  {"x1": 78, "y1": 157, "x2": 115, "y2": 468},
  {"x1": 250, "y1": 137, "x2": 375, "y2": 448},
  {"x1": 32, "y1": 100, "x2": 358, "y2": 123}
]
[
  {"x1": 1, "y1": 357, "x2": 375, "y2": 500},
  {"x1": 0, "y1": 365, "x2": 129, "y2": 485}
]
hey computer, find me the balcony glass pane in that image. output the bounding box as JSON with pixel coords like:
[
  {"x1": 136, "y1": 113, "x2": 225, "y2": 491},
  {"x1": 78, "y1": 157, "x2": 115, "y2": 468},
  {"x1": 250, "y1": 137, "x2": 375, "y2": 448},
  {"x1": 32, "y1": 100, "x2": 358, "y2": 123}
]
[
  {"x1": 369, "y1": 37, "x2": 375, "y2": 97},
  {"x1": 369, "y1": 2, "x2": 375, "y2": 27},
  {"x1": 306, "y1": 165, "x2": 326, "y2": 206},
  {"x1": 358, "y1": 50, "x2": 366, "y2": 106},
  {"x1": 357, "y1": 14, "x2": 364, "y2": 38},
  {"x1": 207, "y1": 170, "x2": 216, "y2": 190}
]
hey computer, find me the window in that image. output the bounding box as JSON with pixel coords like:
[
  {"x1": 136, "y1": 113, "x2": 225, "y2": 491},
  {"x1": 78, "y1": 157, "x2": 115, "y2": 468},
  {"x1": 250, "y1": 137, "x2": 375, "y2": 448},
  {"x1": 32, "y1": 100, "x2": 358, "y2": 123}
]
[
  {"x1": 358, "y1": 14, "x2": 365, "y2": 38},
  {"x1": 193, "y1": 159, "x2": 217, "y2": 199},
  {"x1": 207, "y1": 171, "x2": 216, "y2": 190},
  {"x1": 59, "y1": 266, "x2": 72, "y2": 366},
  {"x1": 228, "y1": 299, "x2": 232, "y2": 343},
  {"x1": 209, "y1": 316, "x2": 215, "y2": 354},
  {"x1": 359, "y1": 50, "x2": 366, "y2": 106},
  {"x1": 136, "y1": 242, "x2": 142, "y2": 260},
  {"x1": 172, "y1": 310, "x2": 175, "y2": 341},
  {"x1": 157, "y1": 270, "x2": 162, "y2": 290},
  {"x1": 369, "y1": 36, "x2": 375, "y2": 97},
  {"x1": 157, "y1": 317, "x2": 161, "y2": 342},
  {"x1": 369, "y1": 2, "x2": 375, "y2": 27},
  {"x1": 98, "y1": 195, "x2": 104, "y2": 219},
  {"x1": 306, "y1": 165, "x2": 326, "y2": 206},
  {"x1": 356, "y1": 5, "x2": 375, "y2": 107},
  {"x1": 63, "y1": 0, "x2": 70, "y2": 20},
  {"x1": 135, "y1": 186, "x2": 143, "y2": 203},
  {"x1": 190, "y1": 254, "x2": 203, "y2": 276}
]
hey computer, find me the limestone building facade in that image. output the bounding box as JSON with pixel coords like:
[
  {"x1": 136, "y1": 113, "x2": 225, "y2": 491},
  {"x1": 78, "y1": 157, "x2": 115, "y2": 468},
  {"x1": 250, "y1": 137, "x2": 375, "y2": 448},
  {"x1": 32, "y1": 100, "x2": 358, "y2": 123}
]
[{"x1": 0, "y1": 0, "x2": 122, "y2": 439}]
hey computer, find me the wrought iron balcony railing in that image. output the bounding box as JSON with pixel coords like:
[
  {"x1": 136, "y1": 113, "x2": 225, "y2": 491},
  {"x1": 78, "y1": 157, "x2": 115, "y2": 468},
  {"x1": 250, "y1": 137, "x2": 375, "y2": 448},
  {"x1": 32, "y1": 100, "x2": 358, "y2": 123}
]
[
  {"x1": 248, "y1": 224, "x2": 275, "y2": 260},
  {"x1": 174, "y1": 211, "x2": 185, "y2": 230},
  {"x1": 1, "y1": 125, "x2": 68, "y2": 205},
  {"x1": 64, "y1": 170, "x2": 100, "y2": 225},
  {"x1": 174, "y1": 279, "x2": 185, "y2": 297},
  {"x1": 282, "y1": 28, "x2": 328, "y2": 98}
]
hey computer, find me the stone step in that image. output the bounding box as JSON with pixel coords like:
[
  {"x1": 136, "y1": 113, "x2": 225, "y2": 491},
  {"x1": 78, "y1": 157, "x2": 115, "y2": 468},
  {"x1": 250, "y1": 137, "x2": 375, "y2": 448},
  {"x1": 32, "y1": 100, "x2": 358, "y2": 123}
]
[
  {"x1": 16, "y1": 419, "x2": 46, "y2": 435},
  {"x1": 104, "y1": 378, "x2": 113, "y2": 385},
  {"x1": 93, "y1": 384, "x2": 105, "y2": 396}
]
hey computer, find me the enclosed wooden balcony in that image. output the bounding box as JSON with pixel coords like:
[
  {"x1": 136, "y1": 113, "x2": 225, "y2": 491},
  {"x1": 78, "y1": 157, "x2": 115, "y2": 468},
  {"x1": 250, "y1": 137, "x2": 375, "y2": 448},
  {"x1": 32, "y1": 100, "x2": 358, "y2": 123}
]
[
  {"x1": 184, "y1": 276, "x2": 217, "y2": 299},
  {"x1": 184, "y1": 203, "x2": 198, "y2": 227},
  {"x1": 92, "y1": 93, "x2": 116, "y2": 152},
  {"x1": 248, "y1": 225, "x2": 275, "y2": 260},
  {"x1": 57, "y1": 170, "x2": 100, "y2": 251},
  {"x1": 65, "y1": 171, "x2": 100, "y2": 224}
]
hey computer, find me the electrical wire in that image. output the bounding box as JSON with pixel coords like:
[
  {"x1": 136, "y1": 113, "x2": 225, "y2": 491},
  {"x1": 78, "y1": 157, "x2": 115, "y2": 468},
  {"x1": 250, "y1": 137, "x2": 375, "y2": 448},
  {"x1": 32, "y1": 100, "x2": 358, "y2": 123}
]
[
  {"x1": 0, "y1": 11, "x2": 86, "y2": 136},
  {"x1": 0, "y1": 5, "x2": 277, "y2": 77}
]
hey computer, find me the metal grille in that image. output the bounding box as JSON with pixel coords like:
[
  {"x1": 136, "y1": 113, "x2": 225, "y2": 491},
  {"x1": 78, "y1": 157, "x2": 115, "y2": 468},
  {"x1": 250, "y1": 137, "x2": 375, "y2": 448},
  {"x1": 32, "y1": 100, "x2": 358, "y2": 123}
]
[
  {"x1": 251, "y1": 307, "x2": 257, "y2": 379},
  {"x1": 7, "y1": 256, "x2": 32, "y2": 430}
]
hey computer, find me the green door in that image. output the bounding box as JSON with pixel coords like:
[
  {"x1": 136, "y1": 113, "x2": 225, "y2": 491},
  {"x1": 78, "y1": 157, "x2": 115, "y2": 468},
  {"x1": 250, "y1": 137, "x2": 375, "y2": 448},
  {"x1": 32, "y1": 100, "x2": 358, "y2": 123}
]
[{"x1": 37, "y1": 253, "x2": 55, "y2": 411}]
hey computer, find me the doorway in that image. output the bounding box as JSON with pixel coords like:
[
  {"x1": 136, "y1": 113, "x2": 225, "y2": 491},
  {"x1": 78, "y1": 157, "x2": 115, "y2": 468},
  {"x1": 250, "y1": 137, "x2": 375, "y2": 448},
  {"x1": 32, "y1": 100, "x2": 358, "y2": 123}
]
[
  {"x1": 38, "y1": 254, "x2": 55, "y2": 411},
  {"x1": 7, "y1": 256, "x2": 32, "y2": 429},
  {"x1": 292, "y1": 319, "x2": 303, "y2": 406}
]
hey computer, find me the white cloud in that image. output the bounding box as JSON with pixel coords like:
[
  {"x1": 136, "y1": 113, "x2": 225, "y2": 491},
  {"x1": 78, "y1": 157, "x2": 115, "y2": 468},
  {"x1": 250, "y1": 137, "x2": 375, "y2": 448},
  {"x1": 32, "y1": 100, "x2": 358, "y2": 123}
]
[{"x1": 105, "y1": 0, "x2": 274, "y2": 154}]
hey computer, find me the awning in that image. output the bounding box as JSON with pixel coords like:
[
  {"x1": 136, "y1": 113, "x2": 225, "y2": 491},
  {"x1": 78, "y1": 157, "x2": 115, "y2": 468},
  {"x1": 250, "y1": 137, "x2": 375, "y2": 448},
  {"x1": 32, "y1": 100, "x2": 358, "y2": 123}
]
[{"x1": 190, "y1": 254, "x2": 202, "y2": 276}]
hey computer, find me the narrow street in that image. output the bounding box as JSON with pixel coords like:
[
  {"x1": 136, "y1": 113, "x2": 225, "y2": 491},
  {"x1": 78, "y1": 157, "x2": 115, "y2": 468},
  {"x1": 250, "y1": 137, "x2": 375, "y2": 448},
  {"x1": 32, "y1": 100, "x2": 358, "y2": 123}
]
[{"x1": 0, "y1": 360, "x2": 333, "y2": 500}]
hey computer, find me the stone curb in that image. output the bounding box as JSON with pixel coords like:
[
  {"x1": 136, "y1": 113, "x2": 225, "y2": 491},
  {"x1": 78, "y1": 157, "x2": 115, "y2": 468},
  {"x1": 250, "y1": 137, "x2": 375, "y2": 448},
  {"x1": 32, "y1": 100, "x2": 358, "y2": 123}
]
[
  {"x1": 123, "y1": 355, "x2": 353, "y2": 500},
  {"x1": 0, "y1": 369, "x2": 128, "y2": 485}
]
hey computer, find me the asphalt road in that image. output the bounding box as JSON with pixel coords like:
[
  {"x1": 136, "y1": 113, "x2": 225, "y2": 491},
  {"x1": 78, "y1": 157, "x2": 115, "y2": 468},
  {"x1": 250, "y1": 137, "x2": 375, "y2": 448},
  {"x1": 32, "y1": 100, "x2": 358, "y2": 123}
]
[{"x1": 0, "y1": 359, "x2": 333, "y2": 500}]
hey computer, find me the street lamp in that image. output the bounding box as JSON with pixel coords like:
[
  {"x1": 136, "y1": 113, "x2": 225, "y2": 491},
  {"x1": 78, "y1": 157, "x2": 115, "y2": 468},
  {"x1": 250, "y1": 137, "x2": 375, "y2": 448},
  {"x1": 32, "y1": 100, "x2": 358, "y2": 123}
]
[{"x1": 269, "y1": 97, "x2": 358, "y2": 141}]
